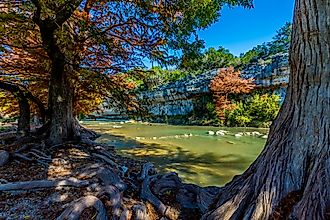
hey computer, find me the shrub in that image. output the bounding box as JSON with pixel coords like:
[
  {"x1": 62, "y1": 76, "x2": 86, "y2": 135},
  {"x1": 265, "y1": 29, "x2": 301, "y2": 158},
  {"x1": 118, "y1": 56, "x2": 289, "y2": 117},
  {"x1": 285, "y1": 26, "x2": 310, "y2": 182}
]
[
  {"x1": 209, "y1": 67, "x2": 255, "y2": 121},
  {"x1": 226, "y1": 94, "x2": 281, "y2": 127}
]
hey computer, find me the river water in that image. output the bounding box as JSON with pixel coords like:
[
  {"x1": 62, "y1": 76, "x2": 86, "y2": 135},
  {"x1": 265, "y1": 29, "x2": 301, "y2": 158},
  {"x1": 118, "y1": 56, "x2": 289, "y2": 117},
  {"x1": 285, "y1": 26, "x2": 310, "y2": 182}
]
[{"x1": 83, "y1": 121, "x2": 267, "y2": 187}]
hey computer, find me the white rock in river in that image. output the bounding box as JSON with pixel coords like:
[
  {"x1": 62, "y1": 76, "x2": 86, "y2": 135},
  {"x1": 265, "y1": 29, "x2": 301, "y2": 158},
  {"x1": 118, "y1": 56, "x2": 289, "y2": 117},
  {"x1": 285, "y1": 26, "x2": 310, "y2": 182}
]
[
  {"x1": 112, "y1": 125, "x2": 122, "y2": 129},
  {"x1": 152, "y1": 137, "x2": 157, "y2": 140},
  {"x1": 216, "y1": 131, "x2": 225, "y2": 136},
  {"x1": 235, "y1": 133, "x2": 242, "y2": 137},
  {"x1": 252, "y1": 131, "x2": 261, "y2": 136},
  {"x1": 261, "y1": 135, "x2": 268, "y2": 139},
  {"x1": 135, "y1": 137, "x2": 141, "y2": 140},
  {"x1": 208, "y1": 131, "x2": 215, "y2": 135}
]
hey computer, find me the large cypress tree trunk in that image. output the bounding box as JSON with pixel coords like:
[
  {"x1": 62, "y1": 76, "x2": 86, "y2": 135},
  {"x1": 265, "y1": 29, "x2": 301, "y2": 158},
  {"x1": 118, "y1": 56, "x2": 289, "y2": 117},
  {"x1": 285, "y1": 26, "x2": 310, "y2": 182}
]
[
  {"x1": 203, "y1": 0, "x2": 329, "y2": 219},
  {"x1": 47, "y1": 64, "x2": 77, "y2": 145},
  {"x1": 33, "y1": 8, "x2": 80, "y2": 145},
  {"x1": 43, "y1": 29, "x2": 78, "y2": 145}
]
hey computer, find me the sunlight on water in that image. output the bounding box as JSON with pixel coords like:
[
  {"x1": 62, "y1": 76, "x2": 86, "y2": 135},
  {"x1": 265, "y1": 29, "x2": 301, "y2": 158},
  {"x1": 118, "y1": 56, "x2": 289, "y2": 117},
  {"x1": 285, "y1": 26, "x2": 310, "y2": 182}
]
[{"x1": 83, "y1": 121, "x2": 267, "y2": 186}]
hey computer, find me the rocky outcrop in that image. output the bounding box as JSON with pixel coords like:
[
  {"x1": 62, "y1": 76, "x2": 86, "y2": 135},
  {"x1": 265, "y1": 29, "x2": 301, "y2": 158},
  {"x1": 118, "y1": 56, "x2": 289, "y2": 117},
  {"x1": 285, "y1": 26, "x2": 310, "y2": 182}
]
[
  {"x1": 241, "y1": 53, "x2": 289, "y2": 102},
  {"x1": 241, "y1": 53, "x2": 289, "y2": 87},
  {"x1": 141, "y1": 53, "x2": 289, "y2": 116},
  {"x1": 139, "y1": 70, "x2": 218, "y2": 116}
]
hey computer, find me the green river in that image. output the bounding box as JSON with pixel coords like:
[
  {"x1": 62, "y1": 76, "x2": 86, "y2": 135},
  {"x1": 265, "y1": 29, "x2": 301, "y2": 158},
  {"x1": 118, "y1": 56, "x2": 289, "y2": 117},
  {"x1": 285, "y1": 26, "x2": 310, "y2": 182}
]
[{"x1": 83, "y1": 121, "x2": 267, "y2": 187}]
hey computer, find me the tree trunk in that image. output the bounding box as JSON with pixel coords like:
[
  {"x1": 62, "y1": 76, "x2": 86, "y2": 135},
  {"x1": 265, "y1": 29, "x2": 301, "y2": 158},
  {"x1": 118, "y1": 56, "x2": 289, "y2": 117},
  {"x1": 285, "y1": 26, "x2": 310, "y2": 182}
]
[
  {"x1": 36, "y1": 18, "x2": 79, "y2": 145},
  {"x1": 47, "y1": 66, "x2": 78, "y2": 145},
  {"x1": 203, "y1": 0, "x2": 329, "y2": 219},
  {"x1": 0, "y1": 81, "x2": 31, "y2": 134},
  {"x1": 17, "y1": 92, "x2": 30, "y2": 135}
]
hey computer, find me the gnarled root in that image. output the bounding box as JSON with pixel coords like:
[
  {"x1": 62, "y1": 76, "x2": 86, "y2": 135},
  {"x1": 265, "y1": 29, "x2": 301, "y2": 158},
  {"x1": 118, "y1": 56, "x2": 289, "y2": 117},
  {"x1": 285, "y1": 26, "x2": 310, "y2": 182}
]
[
  {"x1": 141, "y1": 173, "x2": 180, "y2": 220},
  {"x1": 0, "y1": 177, "x2": 89, "y2": 191},
  {"x1": 139, "y1": 162, "x2": 156, "y2": 180},
  {"x1": 56, "y1": 195, "x2": 108, "y2": 220},
  {"x1": 98, "y1": 185, "x2": 123, "y2": 219},
  {"x1": 0, "y1": 131, "x2": 17, "y2": 143}
]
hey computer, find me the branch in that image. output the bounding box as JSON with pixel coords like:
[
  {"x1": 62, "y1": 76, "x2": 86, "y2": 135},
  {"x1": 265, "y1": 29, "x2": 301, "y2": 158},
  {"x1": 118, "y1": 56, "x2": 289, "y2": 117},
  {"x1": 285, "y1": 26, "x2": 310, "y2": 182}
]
[
  {"x1": 54, "y1": 0, "x2": 84, "y2": 27},
  {"x1": 30, "y1": 0, "x2": 42, "y2": 25},
  {"x1": 31, "y1": 0, "x2": 83, "y2": 30}
]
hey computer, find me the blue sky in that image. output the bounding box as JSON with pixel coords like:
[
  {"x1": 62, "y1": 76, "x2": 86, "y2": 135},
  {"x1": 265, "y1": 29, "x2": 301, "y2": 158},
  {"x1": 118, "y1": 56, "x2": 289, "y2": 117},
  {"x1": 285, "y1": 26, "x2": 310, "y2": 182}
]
[{"x1": 198, "y1": 0, "x2": 295, "y2": 56}]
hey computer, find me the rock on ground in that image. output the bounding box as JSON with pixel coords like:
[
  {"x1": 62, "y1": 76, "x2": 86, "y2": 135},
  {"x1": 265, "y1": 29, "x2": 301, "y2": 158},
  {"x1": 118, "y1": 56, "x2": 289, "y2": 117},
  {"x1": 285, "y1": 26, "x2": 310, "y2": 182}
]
[{"x1": 0, "y1": 150, "x2": 9, "y2": 166}]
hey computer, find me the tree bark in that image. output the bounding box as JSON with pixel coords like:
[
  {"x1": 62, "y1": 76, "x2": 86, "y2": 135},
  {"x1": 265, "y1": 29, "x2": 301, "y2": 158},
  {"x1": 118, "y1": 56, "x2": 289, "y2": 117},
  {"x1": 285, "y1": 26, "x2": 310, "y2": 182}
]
[
  {"x1": 0, "y1": 81, "x2": 30, "y2": 134},
  {"x1": 47, "y1": 66, "x2": 77, "y2": 145},
  {"x1": 203, "y1": 0, "x2": 329, "y2": 219},
  {"x1": 17, "y1": 92, "x2": 30, "y2": 134}
]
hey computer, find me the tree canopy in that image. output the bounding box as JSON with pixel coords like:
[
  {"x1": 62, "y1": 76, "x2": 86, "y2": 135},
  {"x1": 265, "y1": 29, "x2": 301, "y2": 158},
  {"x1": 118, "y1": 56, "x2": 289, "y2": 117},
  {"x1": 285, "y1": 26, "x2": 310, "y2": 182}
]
[
  {"x1": 240, "y1": 22, "x2": 292, "y2": 65},
  {"x1": 0, "y1": 0, "x2": 253, "y2": 143},
  {"x1": 180, "y1": 46, "x2": 240, "y2": 72}
]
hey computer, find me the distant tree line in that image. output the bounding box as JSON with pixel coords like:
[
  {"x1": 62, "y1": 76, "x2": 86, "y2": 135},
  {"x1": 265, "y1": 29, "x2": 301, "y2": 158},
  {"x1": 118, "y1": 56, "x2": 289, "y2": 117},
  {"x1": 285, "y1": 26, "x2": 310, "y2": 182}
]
[{"x1": 179, "y1": 22, "x2": 292, "y2": 72}]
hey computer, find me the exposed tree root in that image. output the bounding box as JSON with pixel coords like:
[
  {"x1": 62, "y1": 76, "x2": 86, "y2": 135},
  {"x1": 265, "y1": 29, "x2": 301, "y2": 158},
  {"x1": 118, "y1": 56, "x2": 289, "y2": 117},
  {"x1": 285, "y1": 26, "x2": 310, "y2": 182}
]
[
  {"x1": 7, "y1": 135, "x2": 40, "y2": 150},
  {"x1": 1, "y1": 131, "x2": 221, "y2": 220},
  {"x1": 139, "y1": 162, "x2": 156, "y2": 180},
  {"x1": 132, "y1": 203, "x2": 151, "y2": 220},
  {"x1": 0, "y1": 178, "x2": 89, "y2": 191},
  {"x1": 92, "y1": 153, "x2": 118, "y2": 168},
  {"x1": 12, "y1": 152, "x2": 49, "y2": 166},
  {"x1": 26, "y1": 151, "x2": 52, "y2": 162},
  {"x1": 96, "y1": 168, "x2": 126, "y2": 191},
  {"x1": 15, "y1": 143, "x2": 34, "y2": 153},
  {"x1": 98, "y1": 185, "x2": 122, "y2": 219},
  {"x1": 56, "y1": 195, "x2": 108, "y2": 220},
  {"x1": 141, "y1": 174, "x2": 179, "y2": 220},
  {"x1": 30, "y1": 148, "x2": 52, "y2": 159},
  {"x1": 0, "y1": 131, "x2": 17, "y2": 142},
  {"x1": 77, "y1": 124, "x2": 100, "y2": 140}
]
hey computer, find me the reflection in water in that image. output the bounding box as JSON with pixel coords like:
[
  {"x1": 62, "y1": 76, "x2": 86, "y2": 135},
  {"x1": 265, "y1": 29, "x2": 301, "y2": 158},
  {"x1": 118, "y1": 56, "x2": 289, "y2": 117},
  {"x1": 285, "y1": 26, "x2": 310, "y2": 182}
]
[{"x1": 83, "y1": 121, "x2": 267, "y2": 186}]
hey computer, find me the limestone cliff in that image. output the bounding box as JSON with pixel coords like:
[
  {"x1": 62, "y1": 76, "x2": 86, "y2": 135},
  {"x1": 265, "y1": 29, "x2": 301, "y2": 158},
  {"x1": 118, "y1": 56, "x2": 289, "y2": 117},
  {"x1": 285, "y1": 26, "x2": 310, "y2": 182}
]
[{"x1": 140, "y1": 53, "x2": 289, "y2": 117}]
